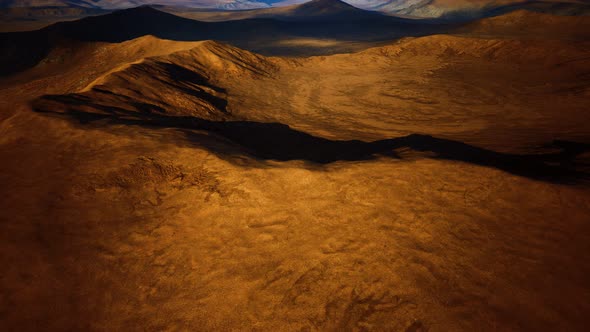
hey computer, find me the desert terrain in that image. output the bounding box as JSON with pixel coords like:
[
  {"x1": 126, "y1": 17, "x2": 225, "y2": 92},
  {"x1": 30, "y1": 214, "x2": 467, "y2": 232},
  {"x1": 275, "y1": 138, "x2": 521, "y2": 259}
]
[{"x1": 1, "y1": 0, "x2": 590, "y2": 331}]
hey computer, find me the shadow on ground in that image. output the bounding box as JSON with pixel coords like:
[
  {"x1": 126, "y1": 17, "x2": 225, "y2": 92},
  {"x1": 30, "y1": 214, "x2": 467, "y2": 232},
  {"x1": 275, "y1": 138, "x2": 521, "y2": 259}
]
[{"x1": 32, "y1": 94, "x2": 590, "y2": 183}]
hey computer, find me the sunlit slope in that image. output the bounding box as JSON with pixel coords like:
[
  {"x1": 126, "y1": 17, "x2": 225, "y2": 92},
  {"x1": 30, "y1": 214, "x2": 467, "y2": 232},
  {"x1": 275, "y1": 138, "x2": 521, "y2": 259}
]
[{"x1": 33, "y1": 35, "x2": 590, "y2": 149}]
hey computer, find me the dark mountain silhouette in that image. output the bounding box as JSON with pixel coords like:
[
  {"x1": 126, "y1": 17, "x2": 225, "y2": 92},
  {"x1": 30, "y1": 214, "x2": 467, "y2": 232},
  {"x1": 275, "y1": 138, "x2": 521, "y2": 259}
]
[
  {"x1": 47, "y1": 5, "x2": 209, "y2": 41},
  {"x1": 285, "y1": 0, "x2": 384, "y2": 21}
]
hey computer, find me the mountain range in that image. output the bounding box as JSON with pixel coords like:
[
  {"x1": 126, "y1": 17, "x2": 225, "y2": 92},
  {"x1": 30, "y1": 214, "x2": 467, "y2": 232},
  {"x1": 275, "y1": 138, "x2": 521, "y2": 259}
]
[
  {"x1": 1, "y1": 0, "x2": 589, "y2": 16},
  {"x1": 0, "y1": 0, "x2": 457, "y2": 75}
]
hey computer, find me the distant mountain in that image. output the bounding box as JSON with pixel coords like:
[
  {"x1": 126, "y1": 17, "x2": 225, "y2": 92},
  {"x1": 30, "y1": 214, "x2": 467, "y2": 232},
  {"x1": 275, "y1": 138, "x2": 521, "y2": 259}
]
[
  {"x1": 346, "y1": 0, "x2": 590, "y2": 18},
  {"x1": 2, "y1": 0, "x2": 588, "y2": 16},
  {"x1": 0, "y1": 1, "x2": 98, "y2": 7},
  {"x1": 238, "y1": 0, "x2": 387, "y2": 21},
  {"x1": 0, "y1": 0, "x2": 272, "y2": 10},
  {"x1": 286, "y1": 0, "x2": 383, "y2": 19},
  {"x1": 90, "y1": 0, "x2": 271, "y2": 10},
  {"x1": 0, "y1": 2, "x2": 106, "y2": 20}
]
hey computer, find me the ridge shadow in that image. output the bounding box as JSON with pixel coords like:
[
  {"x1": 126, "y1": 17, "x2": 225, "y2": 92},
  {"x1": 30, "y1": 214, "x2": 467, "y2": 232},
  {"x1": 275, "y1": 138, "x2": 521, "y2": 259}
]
[{"x1": 32, "y1": 94, "x2": 590, "y2": 183}]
